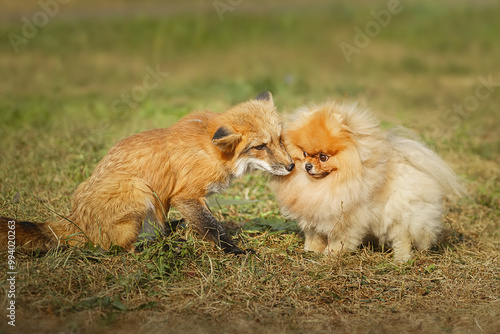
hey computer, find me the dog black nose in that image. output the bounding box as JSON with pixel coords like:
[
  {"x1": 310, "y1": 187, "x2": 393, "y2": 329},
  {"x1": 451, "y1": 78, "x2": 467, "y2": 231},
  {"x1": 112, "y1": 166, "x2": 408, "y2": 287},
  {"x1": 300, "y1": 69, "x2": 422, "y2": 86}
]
[
  {"x1": 305, "y1": 163, "x2": 313, "y2": 171},
  {"x1": 286, "y1": 163, "x2": 295, "y2": 172}
]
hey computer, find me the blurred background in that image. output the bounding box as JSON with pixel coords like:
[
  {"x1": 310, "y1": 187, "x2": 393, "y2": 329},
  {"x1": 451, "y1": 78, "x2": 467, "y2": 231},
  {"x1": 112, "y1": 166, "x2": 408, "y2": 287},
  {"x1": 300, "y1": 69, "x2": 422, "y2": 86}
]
[
  {"x1": 1, "y1": 3, "x2": 498, "y2": 331},
  {"x1": 0, "y1": 0, "x2": 498, "y2": 216}
]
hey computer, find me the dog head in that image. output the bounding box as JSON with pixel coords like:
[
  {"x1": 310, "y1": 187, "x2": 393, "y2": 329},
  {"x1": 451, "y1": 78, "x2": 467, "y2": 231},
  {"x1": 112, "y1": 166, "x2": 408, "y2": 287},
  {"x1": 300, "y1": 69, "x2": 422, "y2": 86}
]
[{"x1": 284, "y1": 103, "x2": 363, "y2": 180}]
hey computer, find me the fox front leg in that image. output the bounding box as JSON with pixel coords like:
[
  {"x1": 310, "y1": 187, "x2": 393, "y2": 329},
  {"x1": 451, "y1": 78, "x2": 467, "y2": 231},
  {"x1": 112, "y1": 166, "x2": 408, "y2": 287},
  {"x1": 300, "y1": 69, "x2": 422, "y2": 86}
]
[{"x1": 173, "y1": 198, "x2": 246, "y2": 254}]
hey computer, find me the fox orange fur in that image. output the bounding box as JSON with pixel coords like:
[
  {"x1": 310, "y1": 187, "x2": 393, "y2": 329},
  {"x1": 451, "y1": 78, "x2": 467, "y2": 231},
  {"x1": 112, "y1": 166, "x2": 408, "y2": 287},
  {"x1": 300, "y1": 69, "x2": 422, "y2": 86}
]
[{"x1": 1, "y1": 92, "x2": 294, "y2": 254}]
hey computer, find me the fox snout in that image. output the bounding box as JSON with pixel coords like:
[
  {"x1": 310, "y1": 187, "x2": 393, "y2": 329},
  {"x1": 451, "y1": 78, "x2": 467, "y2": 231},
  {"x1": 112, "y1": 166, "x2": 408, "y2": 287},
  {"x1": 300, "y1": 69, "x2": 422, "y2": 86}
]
[
  {"x1": 273, "y1": 160, "x2": 295, "y2": 176},
  {"x1": 264, "y1": 154, "x2": 294, "y2": 176},
  {"x1": 271, "y1": 147, "x2": 295, "y2": 176}
]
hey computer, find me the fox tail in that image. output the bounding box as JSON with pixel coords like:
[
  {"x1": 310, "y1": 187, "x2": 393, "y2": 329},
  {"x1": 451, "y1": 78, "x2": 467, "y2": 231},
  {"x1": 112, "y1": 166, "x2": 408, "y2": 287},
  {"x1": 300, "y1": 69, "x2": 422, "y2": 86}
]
[{"x1": 1, "y1": 216, "x2": 62, "y2": 252}]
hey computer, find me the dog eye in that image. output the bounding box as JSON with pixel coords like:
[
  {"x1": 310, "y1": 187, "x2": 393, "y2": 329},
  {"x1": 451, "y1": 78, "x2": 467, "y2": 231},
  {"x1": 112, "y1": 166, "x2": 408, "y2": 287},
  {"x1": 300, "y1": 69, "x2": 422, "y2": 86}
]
[
  {"x1": 319, "y1": 154, "x2": 329, "y2": 162},
  {"x1": 254, "y1": 144, "x2": 266, "y2": 150},
  {"x1": 303, "y1": 150, "x2": 308, "y2": 157}
]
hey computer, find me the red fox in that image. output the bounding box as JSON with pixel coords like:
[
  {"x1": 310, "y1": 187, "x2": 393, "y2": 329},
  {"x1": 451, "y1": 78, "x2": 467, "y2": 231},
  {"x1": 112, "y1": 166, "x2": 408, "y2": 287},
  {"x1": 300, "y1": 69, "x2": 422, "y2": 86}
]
[{"x1": 1, "y1": 92, "x2": 294, "y2": 254}]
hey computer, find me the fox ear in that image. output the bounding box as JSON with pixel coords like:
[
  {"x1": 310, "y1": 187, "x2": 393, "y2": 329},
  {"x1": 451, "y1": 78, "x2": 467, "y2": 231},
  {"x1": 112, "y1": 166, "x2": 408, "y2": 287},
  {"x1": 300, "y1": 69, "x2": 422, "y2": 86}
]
[
  {"x1": 212, "y1": 126, "x2": 242, "y2": 153},
  {"x1": 255, "y1": 91, "x2": 274, "y2": 105}
]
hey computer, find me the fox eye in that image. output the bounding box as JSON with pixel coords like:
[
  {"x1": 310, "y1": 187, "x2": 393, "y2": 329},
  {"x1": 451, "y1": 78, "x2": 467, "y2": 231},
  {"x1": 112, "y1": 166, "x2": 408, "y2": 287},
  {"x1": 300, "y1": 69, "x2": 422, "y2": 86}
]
[
  {"x1": 303, "y1": 150, "x2": 308, "y2": 157},
  {"x1": 319, "y1": 154, "x2": 329, "y2": 162},
  {"x1": 253, "y1": 144, "x2": 266, "y2": 150}
]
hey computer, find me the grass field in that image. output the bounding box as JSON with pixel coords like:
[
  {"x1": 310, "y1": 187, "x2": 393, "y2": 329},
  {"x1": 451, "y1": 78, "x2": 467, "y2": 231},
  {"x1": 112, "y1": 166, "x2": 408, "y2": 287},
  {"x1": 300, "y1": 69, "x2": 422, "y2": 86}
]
[{"x1": 1, "y1": 0, "x2": 499, "y2": 333}]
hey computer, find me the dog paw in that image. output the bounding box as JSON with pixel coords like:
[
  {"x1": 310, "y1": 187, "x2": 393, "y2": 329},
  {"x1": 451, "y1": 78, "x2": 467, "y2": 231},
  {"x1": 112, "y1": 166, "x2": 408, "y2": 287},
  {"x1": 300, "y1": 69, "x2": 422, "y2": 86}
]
[{"x1": 393, "y1": 252, "x2": 413, "y2": 263}]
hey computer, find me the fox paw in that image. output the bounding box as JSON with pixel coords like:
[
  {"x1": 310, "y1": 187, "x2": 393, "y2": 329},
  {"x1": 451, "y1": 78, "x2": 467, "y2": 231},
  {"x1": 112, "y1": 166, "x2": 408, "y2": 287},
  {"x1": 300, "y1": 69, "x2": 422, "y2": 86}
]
[{"x1": 222, "y1": 244, "x2": 254, "y2": 255}]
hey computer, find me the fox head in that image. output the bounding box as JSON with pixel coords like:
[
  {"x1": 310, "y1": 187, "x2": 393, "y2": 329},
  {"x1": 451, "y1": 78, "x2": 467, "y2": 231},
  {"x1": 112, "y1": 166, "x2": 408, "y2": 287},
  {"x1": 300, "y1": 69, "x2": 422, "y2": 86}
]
[{"x1": 212, "y1": 92, "x2": 295, "y2": 177}]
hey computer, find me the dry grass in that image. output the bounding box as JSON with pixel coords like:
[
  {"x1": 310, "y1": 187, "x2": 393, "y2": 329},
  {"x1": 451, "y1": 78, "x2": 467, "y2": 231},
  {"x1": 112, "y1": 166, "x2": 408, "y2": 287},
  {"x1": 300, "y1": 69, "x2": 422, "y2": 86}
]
[
  {"x1": 1, "y1": 179, "x2": 498, "y2": 333},
  {"x1": 3, "y1": 239, "x2": 499, "y2": 334}
]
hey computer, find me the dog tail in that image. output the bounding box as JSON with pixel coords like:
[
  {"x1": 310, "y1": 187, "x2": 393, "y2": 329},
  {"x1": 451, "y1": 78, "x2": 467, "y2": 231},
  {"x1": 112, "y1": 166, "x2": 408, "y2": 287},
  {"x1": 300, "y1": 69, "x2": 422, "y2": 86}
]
[
  {"x1": 388, "y1": 132, "x2": 466, "y2": 198},
  {"x1": 1, "y1": 216, "x2": 61, "y2": 253}
]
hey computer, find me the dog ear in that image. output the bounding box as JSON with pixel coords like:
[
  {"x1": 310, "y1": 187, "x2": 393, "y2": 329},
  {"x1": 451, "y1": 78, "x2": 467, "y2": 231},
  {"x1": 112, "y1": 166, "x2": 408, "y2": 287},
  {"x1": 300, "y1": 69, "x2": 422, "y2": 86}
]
[
  {"x1": 212, "y1": 126, "x2": 242, "y2": 153},
  {"x1": 255, "y1": 91, "x2": 274, "y2": 105}
]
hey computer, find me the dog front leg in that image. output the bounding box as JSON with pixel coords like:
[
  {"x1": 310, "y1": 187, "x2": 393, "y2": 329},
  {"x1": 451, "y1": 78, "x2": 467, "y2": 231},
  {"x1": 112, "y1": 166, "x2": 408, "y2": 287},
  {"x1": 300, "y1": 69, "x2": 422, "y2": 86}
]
[{"x1": 303, "y1": 227, "x2": 327, "y2": 253}]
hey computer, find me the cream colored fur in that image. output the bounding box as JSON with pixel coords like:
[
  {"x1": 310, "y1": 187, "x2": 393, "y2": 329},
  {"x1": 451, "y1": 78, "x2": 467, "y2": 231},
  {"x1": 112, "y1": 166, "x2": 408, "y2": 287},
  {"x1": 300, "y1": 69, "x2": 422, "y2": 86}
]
[{"x1": 273, "y1": 102, "x2": 464, "y2": 262}]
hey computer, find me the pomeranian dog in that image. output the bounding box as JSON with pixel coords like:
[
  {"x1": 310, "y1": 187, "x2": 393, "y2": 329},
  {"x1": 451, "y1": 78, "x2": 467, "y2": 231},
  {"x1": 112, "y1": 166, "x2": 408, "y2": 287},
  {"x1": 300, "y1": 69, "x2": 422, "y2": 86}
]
[{"x1": 272, "y1": 102, "x2": 464, "y2": 262}]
